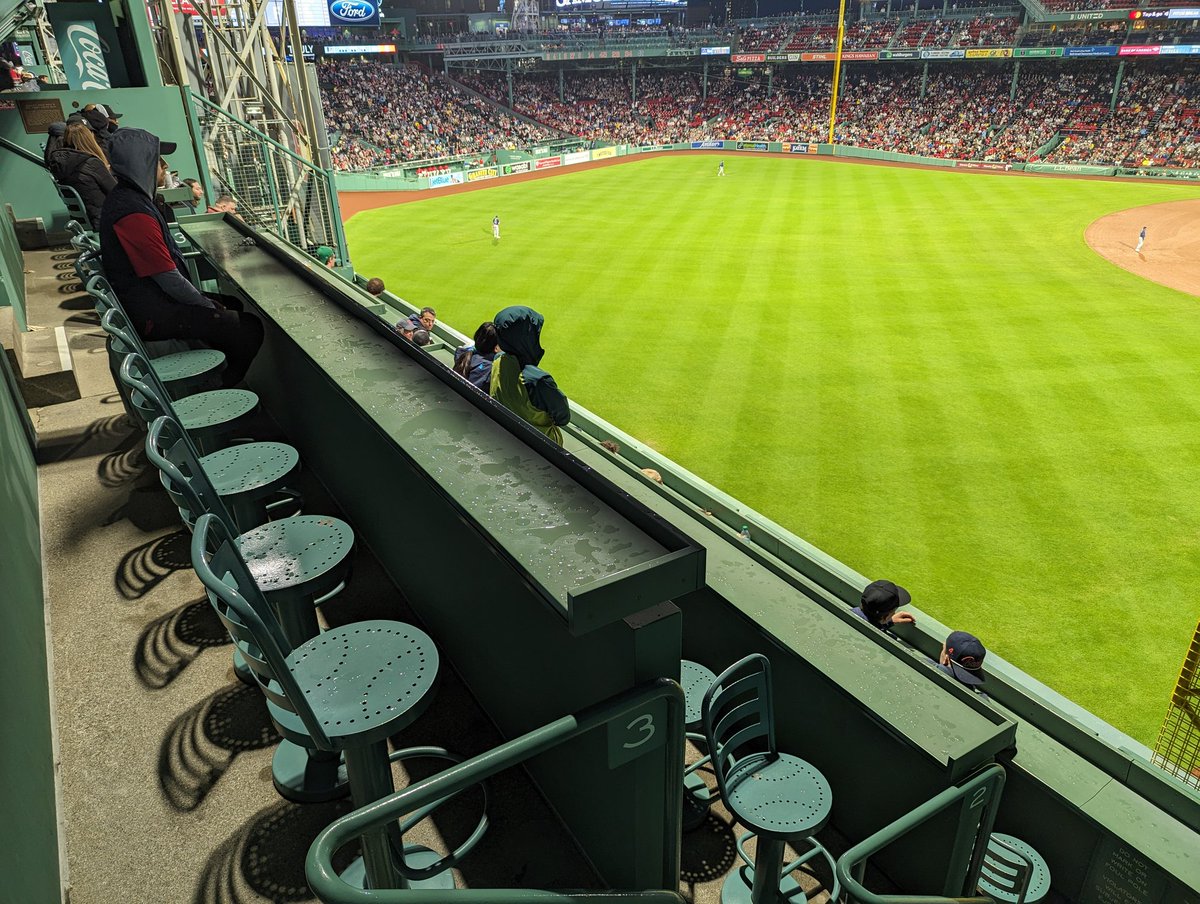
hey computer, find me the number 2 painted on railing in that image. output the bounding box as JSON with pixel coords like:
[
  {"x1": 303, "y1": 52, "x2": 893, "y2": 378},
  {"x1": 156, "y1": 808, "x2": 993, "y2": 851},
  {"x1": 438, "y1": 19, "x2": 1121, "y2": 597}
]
[{"x1": 623, "y1": 713, "x2": 656, "y2": 749}]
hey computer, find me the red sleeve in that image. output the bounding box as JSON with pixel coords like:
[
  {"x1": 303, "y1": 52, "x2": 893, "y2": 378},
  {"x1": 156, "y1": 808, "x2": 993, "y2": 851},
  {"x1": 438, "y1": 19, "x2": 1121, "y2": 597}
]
[{"x1": 113, "y1": 213, "x2": 176, "y2": 278}]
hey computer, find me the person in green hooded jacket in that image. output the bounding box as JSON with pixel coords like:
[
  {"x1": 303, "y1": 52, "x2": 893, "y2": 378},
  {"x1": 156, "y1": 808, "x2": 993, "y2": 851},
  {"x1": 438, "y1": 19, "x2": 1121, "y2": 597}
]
[{"x1": 490, "y1": 306, "x2": 570, "y2": 446}]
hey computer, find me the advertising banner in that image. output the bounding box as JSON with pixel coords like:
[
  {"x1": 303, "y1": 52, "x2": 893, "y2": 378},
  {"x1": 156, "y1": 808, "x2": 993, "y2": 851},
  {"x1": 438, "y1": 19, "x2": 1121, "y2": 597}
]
[
  {"x1": 920, "y1": 48, "x2": 965, "y2": 59},
  {"x1": 781, "y1": 142, "x2": 818, "y2": 154},
  {"x1": 45, "y1": 2, "x2": 131, "y2": 90},
  {"x1": 956, "y1": 161, "x2": 1010, "y2": 171},
  {"x1": 535, "y1": 156, "x2": 562, "y2": 169},
  {"x1": 429, "y1": 172, "x2": 465, "y2": 187},
  {"x1": 1118, "y1": 44, "x2": 1161, "y2": 55},
  {"x1": 879, "y1": 49, "x2": 920, "y2": 60},
  {"x1": 765, "y1": 52, "x2": 802, "y2": 62},
  {"x1": 328, "y1": 0, "x2": 381, "y2": 27},
  {"x1": 1025, "y1": 162, "x2": 1115, "y2": 175},
  {"x1": 1063, "y1": 45, "x2": 1119, "y2": 57},
  {"x1": 466, "y1": 167, "x2": 498, "y2": 182},
  {"x1": 801, "y1": 50, "x2": 878, "y2": 61},
  {"x1": 1159, "y1": 44, "x2": 1200, "y2": 54},
  {"x1": 563, "y1": 150, "x2": 591, "y2": 166},
  {"x1": 730, "y1": 53, "x2": 767, "y2": 63},
  {"x1": 700, "y1": 46, "x2": 731, "y2": 55},
  {"x1": 591, "y1": 146, "x2": 617, "y2": 160},
  {"x1": 1067, "y1": 10, "x2": 1109, "y2": 19},
  {"x1": 503, "y1": 161, "x2": 532, "y2": 174},
  {"x1": 323, "y1": 44, "x2": 397, "y2": 54},
  {"x1": 691, "y1": 140, "x2": 724, "y2": 149},
  {"x1": 1169, "y1": 7, "x2": 1200, "y2": 16},
  {"x1": 735, "y1": 141, "x2": 769, "y2": 152},
  {"x1": 1129, "y1": 9, "x2": 1170, "y2": 18},
  {"x1": 1014, "y1": 47, "x2": 1064, "y2": 57},
  {"x1": 965, "y1": 48, "x2": 1012, "y2": 59}
]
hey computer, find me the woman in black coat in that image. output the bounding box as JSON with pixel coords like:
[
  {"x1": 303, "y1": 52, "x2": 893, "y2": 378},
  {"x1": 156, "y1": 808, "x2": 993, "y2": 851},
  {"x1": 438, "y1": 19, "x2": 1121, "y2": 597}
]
[{"x1": 48, "y1": 122, "x2": 116, "y2": 229}]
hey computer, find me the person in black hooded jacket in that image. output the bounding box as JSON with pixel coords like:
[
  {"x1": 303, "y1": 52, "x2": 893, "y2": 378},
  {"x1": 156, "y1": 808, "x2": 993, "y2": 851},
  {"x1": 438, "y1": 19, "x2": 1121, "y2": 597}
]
[
  {"x1": 99, "y1": 128, "x2": 263, "y2": 387},
  {"x1": 48, "y1": 122, "x2": 116, "y2": 229}
]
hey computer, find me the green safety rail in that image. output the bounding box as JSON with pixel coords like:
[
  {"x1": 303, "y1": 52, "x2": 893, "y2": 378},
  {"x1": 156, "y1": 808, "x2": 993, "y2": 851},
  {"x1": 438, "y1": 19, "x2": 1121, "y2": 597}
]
[
  {"x1": 187, "y1": 91, "x2": 349, "y2": 265},
  {"x1": 306, "y1": 679, "x2": 686, "y2": 904},
  {"x1": 836, "y1": 765, "x2": 1007, "y2": 904}
]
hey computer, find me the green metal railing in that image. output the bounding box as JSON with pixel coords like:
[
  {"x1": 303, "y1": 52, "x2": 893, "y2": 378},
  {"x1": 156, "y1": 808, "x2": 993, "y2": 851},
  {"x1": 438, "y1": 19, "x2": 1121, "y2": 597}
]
[
  {"x1": 187, "y1": 91, "x2": 349, "y2": 265},
  {"x1": 306, "y1": 678, "x2": 686, "y2": 904},
  {"x1": 835, "y1": 765, "x2": 1007, "y2": 904}
]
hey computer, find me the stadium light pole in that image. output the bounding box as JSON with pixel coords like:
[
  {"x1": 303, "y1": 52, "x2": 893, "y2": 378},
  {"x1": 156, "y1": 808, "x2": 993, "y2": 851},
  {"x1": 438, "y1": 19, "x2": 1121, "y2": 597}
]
[{"x1": 827, "y1": 0, "x2": 849, "y2": 146}]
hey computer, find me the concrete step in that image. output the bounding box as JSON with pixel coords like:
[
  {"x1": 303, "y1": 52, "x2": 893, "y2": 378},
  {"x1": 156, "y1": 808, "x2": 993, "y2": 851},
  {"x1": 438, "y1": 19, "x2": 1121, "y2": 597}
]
[{"x1": 12, "y1": 322, "x2": 79, "y2": 408}]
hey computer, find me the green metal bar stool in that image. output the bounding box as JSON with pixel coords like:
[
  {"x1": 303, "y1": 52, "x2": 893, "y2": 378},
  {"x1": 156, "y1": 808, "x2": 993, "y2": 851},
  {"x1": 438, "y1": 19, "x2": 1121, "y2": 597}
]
[
  {"x1": 120, "y1": 354, "x2": 297, "y2": 532},
  {"x1": 978, "y1": 833, "x2": 1051, "y2": 904},
  {"x1": 192, "y1": 513, "x2": 487, "y2": 891},
  {"x1": 702, "y1": 654, "x2": 839, "y2": 904},
  {"x1": 146, "y1": 414, "x2": 357, "y2": 802},
  {"x1": 681, "y1": 659, "x2": 718, "y2": 831}
]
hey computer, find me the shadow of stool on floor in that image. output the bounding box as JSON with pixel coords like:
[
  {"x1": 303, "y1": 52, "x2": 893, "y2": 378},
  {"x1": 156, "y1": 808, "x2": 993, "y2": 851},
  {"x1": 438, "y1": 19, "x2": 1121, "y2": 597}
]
[
  {"x1": 159, "y1": 682, "x2": 281, "y2": 812},
  {"x1": 134, "y1": 597, "x2": 231, "y2": 689},
  {"x1": 115, "y1": 528, "x2": 193, "y2": 600},
  {"x1": 681, "y1": 812, "x2": 739, "y2": 887},
  {"x1": 193, "y1": 798, "x2": 357, "y2": 904}
]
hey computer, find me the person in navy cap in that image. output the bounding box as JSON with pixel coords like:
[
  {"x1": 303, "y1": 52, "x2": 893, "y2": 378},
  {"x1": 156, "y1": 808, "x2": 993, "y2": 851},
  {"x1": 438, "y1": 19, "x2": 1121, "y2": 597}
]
[
  {"x1": 851, "y1": 579, "x2": 916, "y2": 631},
  {"x1": 935, "y1": 630, "x2": 987, "y2": 690}
]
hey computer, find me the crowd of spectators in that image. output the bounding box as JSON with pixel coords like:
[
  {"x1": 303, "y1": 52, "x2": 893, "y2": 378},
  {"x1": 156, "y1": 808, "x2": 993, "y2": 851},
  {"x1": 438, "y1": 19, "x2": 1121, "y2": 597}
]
[
  {"x1": 318, "y1": 60, "x2": 558, "y2": 168},
  {"x1": 453, "y1": 62, "x2": 1199, "y2": 167},
  {"x1": 316, "y1": 54, "x2": 1199, "y2": 169}
]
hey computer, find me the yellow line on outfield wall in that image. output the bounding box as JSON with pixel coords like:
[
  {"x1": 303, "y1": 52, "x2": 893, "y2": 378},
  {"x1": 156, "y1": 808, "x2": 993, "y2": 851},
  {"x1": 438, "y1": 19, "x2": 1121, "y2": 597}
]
[{"x1": 828, "y1": 0, "x2": 849, "y2": 146}]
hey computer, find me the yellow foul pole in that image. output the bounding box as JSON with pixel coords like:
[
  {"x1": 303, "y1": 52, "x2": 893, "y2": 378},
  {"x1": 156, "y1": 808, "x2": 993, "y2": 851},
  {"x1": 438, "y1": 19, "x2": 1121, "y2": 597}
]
[{"x1": 827, "y1": 0, "x2": 850, "y2": 145}]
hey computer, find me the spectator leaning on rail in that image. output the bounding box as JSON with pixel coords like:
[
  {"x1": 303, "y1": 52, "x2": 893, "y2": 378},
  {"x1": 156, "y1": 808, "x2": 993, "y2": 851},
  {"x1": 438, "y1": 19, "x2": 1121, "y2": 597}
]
[
  {"x1": 490, "y1": 306, "x2": 570, "y2": 446},
  {"x1": 99, "y1": 128, "x2": 263, "y2": 387},
  {"x1": 851, "y1": 579, "x2": 917, "y2": 632},
  {"x1": 933, "y1": 630, "x2": 988, "y2": 693},
  {"x1": 453, "y1": 321, "x2": 500, "y2": 392}
]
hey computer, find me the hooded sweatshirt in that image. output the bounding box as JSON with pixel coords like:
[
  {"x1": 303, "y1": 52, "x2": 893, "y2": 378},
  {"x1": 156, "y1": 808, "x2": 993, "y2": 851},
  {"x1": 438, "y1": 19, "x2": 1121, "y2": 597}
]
[
  {"x1": 48, "y1": 146, "x2": 115, "y2": 229},
  {"x1": 99, "y1": 129, "x2": 213, "y2": 315},
  {"x1": 44, "y1": 121, "x2": 66, "y2": 163},
  {"x1": 490, "y1": 306, "x2": 570, "y2": 445}
]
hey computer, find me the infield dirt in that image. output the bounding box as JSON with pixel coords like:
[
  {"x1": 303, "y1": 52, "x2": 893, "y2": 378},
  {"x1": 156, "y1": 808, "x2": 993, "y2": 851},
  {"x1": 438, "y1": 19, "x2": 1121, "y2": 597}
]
[{"x1": 1085, "y1": 198, "x2": 1200, "y2": 298}]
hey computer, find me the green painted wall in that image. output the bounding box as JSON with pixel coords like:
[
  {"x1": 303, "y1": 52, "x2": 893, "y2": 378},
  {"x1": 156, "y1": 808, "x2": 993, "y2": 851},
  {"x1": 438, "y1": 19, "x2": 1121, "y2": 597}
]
[
  {"x1": 0, "y1": 86, "x2": 199, "y2": 234},
  {"x1": 0, "y1": 351, "x2": 60, "y2": 904}
]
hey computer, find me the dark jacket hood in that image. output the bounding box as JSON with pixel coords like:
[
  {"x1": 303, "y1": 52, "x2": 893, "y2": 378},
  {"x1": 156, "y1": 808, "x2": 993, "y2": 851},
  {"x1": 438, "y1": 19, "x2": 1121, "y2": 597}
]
[
  {"x1": 47, "y1": 121, "x2": 67, "y2": 138},
  {"x1": 107, "y1": 128, "x2": 161, "y2": 198},
  {"x1": 494, "y1": 306, "x2": 545, "y2": 369}
]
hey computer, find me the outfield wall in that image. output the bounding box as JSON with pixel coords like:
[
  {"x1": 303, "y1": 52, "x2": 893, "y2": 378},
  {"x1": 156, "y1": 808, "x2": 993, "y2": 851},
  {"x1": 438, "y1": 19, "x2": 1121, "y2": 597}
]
[{"x1": 334, "y1": 139, "x2": 1200, "y2": 196}]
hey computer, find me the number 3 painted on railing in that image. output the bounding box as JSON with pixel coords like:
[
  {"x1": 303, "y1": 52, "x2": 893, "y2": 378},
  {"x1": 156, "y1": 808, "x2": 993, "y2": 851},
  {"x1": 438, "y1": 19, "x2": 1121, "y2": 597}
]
[{"x1": 623, "y1": 713, "x2": 656, "y2": 749}]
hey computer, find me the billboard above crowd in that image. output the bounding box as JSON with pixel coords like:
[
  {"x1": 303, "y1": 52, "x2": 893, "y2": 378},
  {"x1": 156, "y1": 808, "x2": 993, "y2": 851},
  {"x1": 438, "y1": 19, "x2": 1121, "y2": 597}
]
[
  {"x1": 263, "y1": 0, "x2": 380, "y2": 27},
  {"x1": 554, "y1": 0, "x2": 686, "y2": 8}
]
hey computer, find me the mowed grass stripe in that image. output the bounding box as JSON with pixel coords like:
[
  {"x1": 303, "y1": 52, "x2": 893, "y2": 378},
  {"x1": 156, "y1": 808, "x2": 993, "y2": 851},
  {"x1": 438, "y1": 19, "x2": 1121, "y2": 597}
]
[{"x1": 346, "y1": 155, "x2": 1200, "y2": 744}]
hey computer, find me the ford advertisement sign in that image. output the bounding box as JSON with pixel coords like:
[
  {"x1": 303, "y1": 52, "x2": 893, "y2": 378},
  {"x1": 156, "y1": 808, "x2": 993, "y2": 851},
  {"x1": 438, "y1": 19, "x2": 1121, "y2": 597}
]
[{"x1": 328, "y1": 0, "x2": 380, "y2": 26}]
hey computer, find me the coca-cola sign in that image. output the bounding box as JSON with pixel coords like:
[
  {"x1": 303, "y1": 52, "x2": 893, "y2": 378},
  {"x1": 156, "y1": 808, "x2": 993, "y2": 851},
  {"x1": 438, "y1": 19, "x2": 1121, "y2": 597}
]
[
  {"x1": 45, "y1": 4, "x2": 130, "y2": 90},
  {"x1": 65, "y1": 23, "x2": 112, "y2": 90}
]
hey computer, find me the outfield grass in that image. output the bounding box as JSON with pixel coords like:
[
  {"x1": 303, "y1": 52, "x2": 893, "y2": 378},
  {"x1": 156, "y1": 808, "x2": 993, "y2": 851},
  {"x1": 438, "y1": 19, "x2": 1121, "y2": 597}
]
[{"x1": 346, "y1": 155, "x2": 1200, "y2": 744}]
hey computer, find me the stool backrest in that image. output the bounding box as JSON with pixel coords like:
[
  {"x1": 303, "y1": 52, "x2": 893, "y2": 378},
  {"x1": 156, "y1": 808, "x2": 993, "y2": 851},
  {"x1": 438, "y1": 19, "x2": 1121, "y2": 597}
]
[
  {"x1": 74, "y1": 249, "x2": 101, "y2": 282},
  {"x1": 145, "y1": 415, "x2": 237, "y2": 535},
  {"x1": 980, "y1": 837, "x2": 1034, "y2": 904},
  {"x1": 701, "y1": 653, "x2": 778, "y2": 802},
  {"x1": 56, "y1": 183, "x2": 90, "y2": 225},
  {"x1": 117, "y1": 351, "x2": 174, "y2": 427},
  {"x1": 191, "y1": 512, "x2": 334, "y2": 749},
  {"x1": 100, "y1": 306, "x2": 142, "y2": 357}
]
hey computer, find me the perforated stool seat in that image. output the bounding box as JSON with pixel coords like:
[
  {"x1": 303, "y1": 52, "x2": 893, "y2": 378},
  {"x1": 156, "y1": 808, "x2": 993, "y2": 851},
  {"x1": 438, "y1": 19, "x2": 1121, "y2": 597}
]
[
  {"x1": 682, "y1": 660, "x2": 717, "y2": 728},
  {"x1": 267, "y1": 620, "x2": 439, "y2": 750},
  {"x1": 724, "y1": 752, "x2": 832, "y2": 838},
  {"x1": 167, "y1": 388, "x2": 258, "y2": 454},
  {"x1": 186, "y1": 441, "x2": 299, "y2": 531},
  {"x1": 152, "y1": 347, "x2": 226, "y2": 397},
  {"x1": 681, "y1": 659, "x2": 718, "y2": 831},
  {"x1": 238, "y1": 515, "x2": 354, "y2": 643},
  {"x1": 978, "y1": 833, "x2": 1051, "y2": 904}
]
